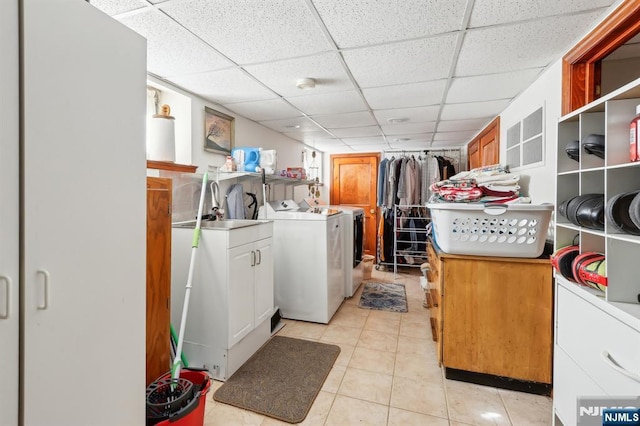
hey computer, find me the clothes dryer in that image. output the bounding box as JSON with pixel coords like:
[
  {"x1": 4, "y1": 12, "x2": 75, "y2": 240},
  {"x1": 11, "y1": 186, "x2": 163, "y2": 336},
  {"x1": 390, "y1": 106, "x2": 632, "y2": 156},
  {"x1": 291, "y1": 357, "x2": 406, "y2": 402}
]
[
  {"x1": 258, "y1": 200, "x2": 344, "y2": 323},
  {"x1": 300, "y1": 199, "x2": 365, "y2": 298}
]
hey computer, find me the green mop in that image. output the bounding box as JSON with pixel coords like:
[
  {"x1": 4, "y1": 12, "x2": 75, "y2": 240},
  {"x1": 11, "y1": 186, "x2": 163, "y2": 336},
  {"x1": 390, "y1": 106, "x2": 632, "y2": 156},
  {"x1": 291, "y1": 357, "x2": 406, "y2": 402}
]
[{"x1": 171, "y1": 172, "x2": 208, "y2": 381}]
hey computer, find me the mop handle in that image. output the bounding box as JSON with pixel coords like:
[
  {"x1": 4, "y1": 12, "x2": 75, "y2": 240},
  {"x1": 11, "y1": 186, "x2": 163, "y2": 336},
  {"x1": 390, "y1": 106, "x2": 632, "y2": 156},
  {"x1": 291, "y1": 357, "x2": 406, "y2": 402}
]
[{"x1": 172, "y1": 172, "x2": 208, "y2": 380}]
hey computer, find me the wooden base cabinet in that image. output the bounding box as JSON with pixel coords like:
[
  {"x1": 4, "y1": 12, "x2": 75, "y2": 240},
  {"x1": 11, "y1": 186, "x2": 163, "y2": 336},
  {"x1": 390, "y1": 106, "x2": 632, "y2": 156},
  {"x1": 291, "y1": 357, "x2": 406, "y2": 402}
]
[
  {"x1": 428, "y1": 241, "x2": 553, "y2": 385},
  {"x1": 146, "y1": 177, "x2": 172, "y2": 386}
]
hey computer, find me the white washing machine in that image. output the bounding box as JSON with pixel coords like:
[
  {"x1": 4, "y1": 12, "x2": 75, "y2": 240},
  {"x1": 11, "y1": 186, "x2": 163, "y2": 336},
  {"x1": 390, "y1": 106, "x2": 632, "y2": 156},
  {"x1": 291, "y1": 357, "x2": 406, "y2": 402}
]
[
  {"x1": 258, "y1": 200, "x2": 345, "y2": 324},
  {"x1": 301, "y1": 200, "x2": 364, "y2": 298}
]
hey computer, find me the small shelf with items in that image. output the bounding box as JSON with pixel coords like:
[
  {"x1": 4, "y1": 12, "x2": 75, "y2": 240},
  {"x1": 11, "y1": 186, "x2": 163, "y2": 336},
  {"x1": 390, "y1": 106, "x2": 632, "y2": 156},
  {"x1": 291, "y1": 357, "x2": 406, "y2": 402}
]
[{"x1": 212, "y1": 170, "x2": 317, "y2": 187}]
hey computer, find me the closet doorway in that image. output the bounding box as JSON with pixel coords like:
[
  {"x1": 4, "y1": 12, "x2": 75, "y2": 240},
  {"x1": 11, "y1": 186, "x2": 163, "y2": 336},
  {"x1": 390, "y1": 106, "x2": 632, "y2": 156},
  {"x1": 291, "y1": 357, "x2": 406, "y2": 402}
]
[{"x1": 330, "y1": 153, "x2": 380, "y2": 257}]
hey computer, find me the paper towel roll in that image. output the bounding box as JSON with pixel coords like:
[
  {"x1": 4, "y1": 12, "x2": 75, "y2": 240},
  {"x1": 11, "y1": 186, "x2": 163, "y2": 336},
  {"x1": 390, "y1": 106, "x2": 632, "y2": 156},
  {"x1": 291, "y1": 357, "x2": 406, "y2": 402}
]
[{"x1": 147, "y1": 108, "x2": 176, "y2": 162}]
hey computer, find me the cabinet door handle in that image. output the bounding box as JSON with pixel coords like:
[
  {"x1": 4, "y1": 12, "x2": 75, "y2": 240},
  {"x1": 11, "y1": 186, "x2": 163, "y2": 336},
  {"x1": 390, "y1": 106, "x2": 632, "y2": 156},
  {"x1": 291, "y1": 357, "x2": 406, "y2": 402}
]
[
  {"x1": 256, "y1": 249, "x2": 261, "y2": 265},
  {"x1": 251, "y1": 251, "x2": 256, "y2": 267},
  {"x1": 601, "y1": 350, "x2": 640, "y2": 383},
  {"x1": 0, "y1": 275, "x2": 10, "y2": 319},
  {"x1": 36, "y1": 269, "x2": 50, "y2": 310}
]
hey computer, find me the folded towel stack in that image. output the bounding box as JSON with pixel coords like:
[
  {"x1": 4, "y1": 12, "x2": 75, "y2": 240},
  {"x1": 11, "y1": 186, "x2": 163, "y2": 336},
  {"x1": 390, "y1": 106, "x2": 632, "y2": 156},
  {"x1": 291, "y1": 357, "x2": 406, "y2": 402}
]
[{"x1": 429, "y1": 164, "x2": 525, "y2": 203}]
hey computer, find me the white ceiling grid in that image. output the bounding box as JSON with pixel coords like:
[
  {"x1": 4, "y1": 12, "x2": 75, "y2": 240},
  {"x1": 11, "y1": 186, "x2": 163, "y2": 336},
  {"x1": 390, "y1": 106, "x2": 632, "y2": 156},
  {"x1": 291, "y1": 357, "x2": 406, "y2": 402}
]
[{"x1": 90, "y1": 0, "x2": 616, "y2": 153}]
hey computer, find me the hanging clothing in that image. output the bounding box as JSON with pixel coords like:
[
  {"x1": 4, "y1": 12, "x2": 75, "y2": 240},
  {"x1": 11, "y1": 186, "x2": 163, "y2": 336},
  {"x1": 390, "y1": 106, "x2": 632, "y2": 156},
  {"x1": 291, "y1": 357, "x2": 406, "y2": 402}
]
[
  {"x1": 225, "y1": 183, "x2": 246, "y2": 219},
  {"x1": 396, "y1": 157, "x2": 409, "y2": 206},
  {"x1": 420, "y1": 156, "x2": 429, "y2": 205},
  {"x1": 377, "y1": 157, "x2": 388, "y2": 207}
]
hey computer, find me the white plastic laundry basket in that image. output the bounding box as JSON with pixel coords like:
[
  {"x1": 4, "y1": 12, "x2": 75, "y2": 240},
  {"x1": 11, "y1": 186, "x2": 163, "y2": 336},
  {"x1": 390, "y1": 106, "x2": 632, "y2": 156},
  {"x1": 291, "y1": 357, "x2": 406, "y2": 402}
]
[{"x1": 426, "y1": 203, "x2": 553, "y2": 258}]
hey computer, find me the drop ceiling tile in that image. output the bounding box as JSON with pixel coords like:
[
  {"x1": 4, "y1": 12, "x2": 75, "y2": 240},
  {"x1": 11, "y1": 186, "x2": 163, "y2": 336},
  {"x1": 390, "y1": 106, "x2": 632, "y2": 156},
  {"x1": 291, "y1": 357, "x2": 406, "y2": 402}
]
[
  {"x1": 312, "y1": 139, "x2": 350, "y2": 152},
  {"x1": 89, "y1": 0, "x2": 146, "y2": 16},
  {"x1": 312, "y1": 0, "x2": 467, "y2": 48},
  {"x1": 388, "y1": 139, "x2": 432, "y2": 150},
  {"x1": 433, "y1": 131, "x2": 477, "y2": 142},
  {"x1": 283, "y1": 130, "x2": 335, "y2": 142},
  {"x1": 363, "y1": 80, "x2": 447, "y2": 110},
  {"x1": 160, "y1": 0, "x2": 332, "y2": 64},
  {"x1": 170, "y1": 68, "x2": 277, "y2": 104},
  {"x1": 244, "y1": 53, "x2": 355, "y2": 97},
  {"x1": 373, "y1": 106, "x2": 440, "y2": 125},
  {"x1": 456, "y1": 12, "x2": 604, "y2": 76},
  {"x1": 446, "y1": 69, "x2": 542, "y2": 103},
  {"x1": 441, "y1": 100, "x2": 510, "y2": 120},
  {"x1": 330, "y1": 126, "x2": 382, "y2": 138},
  {"x1": 438, "y1": 118, "x2": 493, "y2": 132},
  {"x1": 382, "y1": 122, "x2": 436, "y2": 135},
  {"x1": 342, "y1": 143, "x2": 388, "y2": 152},
  {"x1": 286, "y1": 91, "x2": 367, "y2": 116},
  {"x1": 469, "y1": 0, "x2": 613, "y2": 28},
  {"x1": 118, "y1": 10, "x2": 233, "y2": 78},
  {"x1": 222, "y1": 99, "x2": 302, "y2": 122},
  {"x1": 387, "y1": 133, "x2": 433, "y2": 144},
  {"x1": 343, "y1": 34, "x2": 457, "y2": 88},
  {"x1": 431, "y1": 140, "x2": 468, "y2": 148},
  {"x1": 340, "y1": 136, "x2": 387, "y2": 145},
  {"x1": 312, "y1": 111, "x2": 377, "y2": 129},
  {"x1": 259, "y1": 117, "x2": 324, "y2": 133}
]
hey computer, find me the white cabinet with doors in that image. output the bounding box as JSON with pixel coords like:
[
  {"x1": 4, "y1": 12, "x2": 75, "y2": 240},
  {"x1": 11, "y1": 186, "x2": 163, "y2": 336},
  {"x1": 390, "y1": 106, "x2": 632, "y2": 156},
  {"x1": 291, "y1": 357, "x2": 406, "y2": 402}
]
[
  {"x1": 0, "y1": 1, "x2": 20, "y2": 424},
  {"x1": 171, "y1": 220, "x2": 274, "y2": 381},
  {"x1": 0, "y1": 1, "x2": 147, "y2": 425},
  {"x1": 554, "y1": 77, "x2": 640, "y2": 426}
]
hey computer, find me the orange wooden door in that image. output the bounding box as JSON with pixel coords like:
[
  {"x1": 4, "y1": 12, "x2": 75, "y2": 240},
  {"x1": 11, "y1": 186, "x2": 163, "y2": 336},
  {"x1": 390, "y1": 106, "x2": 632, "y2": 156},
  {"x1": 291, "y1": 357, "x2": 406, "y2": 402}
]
[
  {"x1": 468, "y1": 140, "x2": 481, "y2": 170},
  {"x1": 480, "y1": 131, "x2": 498, "y2": 166},
  {"x1": 146, "y1": 177, "x2": 172, "y2": 385},
  {"x1": 330, "y1": 153, "x2": 380, "y2": 256},
  {"x1": 467, "y1": 117, "x2": 500, "y2": 169}
]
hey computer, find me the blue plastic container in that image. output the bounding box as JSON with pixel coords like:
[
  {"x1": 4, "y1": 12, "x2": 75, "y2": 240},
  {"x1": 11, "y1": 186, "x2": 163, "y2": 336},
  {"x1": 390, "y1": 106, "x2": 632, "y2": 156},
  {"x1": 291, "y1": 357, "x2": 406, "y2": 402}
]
[
  {"x1": 231, "y1": 147, "x2": 260, "y2": 172},
  {"x1": 242, "y1": 147, "x2": 260, "y2": 172}
]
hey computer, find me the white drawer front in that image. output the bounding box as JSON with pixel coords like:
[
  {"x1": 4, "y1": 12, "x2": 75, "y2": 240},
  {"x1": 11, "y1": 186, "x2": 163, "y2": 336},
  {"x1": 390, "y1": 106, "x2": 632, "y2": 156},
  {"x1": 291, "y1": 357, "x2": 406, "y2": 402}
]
[
  {"x1": 557, "y1": 286, "x2": 640, "y2": 396},
  {"x1": 554, "y1": 346, "x2": 606, "y2": 426}
]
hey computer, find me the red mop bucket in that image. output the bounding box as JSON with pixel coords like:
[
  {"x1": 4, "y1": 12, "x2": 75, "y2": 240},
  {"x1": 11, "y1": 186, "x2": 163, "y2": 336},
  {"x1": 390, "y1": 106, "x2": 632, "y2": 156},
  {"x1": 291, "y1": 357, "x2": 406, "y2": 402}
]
[{"x1": 146, "y1": 368, "x2": 211, "y2": 426}]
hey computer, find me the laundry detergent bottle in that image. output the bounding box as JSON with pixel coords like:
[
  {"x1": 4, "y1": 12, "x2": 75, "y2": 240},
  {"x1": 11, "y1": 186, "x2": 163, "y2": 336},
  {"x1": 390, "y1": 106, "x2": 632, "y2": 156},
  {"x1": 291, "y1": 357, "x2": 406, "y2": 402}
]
[{"x1": 631, "y1": 104, "x2": 640, "y2": 162}]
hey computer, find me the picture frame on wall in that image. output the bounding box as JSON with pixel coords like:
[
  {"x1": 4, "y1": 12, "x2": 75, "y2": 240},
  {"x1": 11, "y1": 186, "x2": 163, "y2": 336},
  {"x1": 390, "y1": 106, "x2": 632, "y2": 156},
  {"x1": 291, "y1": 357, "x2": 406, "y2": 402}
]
[{"x1": 204, "y1": 106, "x2": 235, "y2": 155}]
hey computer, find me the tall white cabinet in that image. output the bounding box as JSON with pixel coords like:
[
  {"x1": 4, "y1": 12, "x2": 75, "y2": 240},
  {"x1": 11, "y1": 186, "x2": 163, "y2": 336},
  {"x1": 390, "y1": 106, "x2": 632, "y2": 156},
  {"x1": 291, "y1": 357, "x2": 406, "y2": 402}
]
[
  {"x1": 1, "y1": 1, "x2": 147, "y2": 425},
  {"x1": 554, "y1": 78, "x2": 640, "y2": 426},
  {"x1": 0, "y1": 1, "x2": 20, "y2": 425}
]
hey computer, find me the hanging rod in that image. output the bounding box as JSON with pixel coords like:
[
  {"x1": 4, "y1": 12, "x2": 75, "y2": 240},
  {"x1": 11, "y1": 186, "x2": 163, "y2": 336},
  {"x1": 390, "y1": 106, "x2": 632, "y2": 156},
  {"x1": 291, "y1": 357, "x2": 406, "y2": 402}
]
[{"x1": 383, "y1": 147, "x2": 462, "y2": 154}]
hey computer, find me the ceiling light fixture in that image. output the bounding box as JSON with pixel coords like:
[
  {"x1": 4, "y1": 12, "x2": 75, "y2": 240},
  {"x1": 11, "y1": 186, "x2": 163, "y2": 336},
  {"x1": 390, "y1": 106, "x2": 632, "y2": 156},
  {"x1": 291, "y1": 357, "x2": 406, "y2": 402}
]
[
  {"x1": 296, "y1": 78, "x2": 316, "y2": 90},
  {"x1": 387, "y1": 118, "x2": 408, "y2": 124},
  {"x1": 285, "y1": 124, "x2": 301, "y2": 129},
  {"x1": 394, "y1": 138, "x2": 410, "y2": 142}
]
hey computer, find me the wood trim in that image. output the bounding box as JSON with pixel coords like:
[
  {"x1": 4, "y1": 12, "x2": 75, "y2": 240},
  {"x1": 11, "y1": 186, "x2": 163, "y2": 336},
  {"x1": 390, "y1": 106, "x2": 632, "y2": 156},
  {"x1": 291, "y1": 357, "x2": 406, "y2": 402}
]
[
  {"x1": 562, "y1": 0, "x2": 640, "y2": 114},
  {"x1": 147, "y1": 160, "x2": 197, "y2": 173}
]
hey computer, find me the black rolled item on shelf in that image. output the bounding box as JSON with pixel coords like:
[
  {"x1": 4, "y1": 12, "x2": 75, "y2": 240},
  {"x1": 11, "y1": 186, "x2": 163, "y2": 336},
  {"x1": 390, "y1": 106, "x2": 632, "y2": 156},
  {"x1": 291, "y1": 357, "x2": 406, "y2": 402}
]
[
  {"x1": 581, "y1": 134, "x2": 605, "y2": 159},
  {"x1": 559, "y1": 194, "x2": 604, "y2": 230},
  {"x1": 627, "y1": 191, "x2": 640, "y2": 231},
  {"x1": 565, "y1": 140, "x2": 580, "y2": 162},
  {"x1": 606, "y1": 191, "x2": 640, "y2": 235}
]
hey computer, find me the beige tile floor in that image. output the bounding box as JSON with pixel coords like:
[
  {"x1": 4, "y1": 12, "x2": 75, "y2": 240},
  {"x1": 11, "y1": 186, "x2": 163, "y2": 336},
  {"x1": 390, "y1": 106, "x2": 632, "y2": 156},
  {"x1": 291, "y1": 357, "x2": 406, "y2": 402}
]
[{"x1": 203, "y1": 267, "x2": 552, "y2": 425}]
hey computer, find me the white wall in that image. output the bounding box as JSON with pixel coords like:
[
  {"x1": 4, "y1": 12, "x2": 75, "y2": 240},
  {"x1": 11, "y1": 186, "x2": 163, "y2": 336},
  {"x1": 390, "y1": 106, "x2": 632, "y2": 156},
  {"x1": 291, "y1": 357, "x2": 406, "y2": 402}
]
[
  {"x1": 146, "y1": 76, "x2": 314, "y2": 215},
  {"x1": 499, "y1": 60, "x2": 562, "y2": 205}
]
